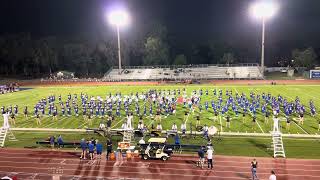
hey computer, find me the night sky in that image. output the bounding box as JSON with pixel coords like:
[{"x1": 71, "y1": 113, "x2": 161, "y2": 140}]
[{"x1": 1, "y1": 0, "x2": 320, "y2": 63}]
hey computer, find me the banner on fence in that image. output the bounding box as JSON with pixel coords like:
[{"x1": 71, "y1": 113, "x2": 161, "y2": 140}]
[{"x1": 310, "y1": 70, "x2": 320, "y2": 79}]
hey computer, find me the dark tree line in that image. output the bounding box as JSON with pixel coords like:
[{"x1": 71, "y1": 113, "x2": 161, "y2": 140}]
[{"x1": 1, "y1": 24, "x2": 317, "y2": 78}]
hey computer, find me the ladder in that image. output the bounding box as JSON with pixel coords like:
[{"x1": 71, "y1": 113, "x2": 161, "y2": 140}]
[
  {"x1": 272, "y1": 132, "x2": 286, "y2": 158},
  {"x1": 0, "y1": 127, "x2": 18, "y2": 147},
  {"x1": 0, "y1": 128, "x2": 7, "y2": 147},
  {"x1": 123, "y1": 130, "x2": 134, "y2": 143}
]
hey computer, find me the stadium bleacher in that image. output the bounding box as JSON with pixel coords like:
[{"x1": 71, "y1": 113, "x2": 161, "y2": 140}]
[{"x1": 103, "y1": 64, "x2": 263, "y2": 81}]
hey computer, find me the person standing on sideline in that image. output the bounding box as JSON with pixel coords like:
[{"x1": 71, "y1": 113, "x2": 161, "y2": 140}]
[
  {"x1": 106, "y1": 139, "x2": 113, "y2": 160},
  {"x1": 251, "y1": 159, "x2": 258, "y2": 180},
  {"x1": 80, "y1": 138, "x2": 87, "y2": 160},
  {"x1": 207, "y1": 146, "x2": 213, "y2": 170},
  {"x1": 88, "y1": 141, "x2": 95, "y2": 160},
  {"x1": 197, "y1": 146, "x2": 205, "y2": 169},
  {"x1": 96, "y1": 140, "x2": 103, "y2": 159},
  {"x1": 269, "y1": 170, "x2": 276, "y2": 180}
]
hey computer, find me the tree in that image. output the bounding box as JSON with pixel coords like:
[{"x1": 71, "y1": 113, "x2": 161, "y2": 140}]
[
  {"x1": 143, "y1": 24, "x2": 170, "y2": 65},
  {"x1": 143, "y1": 37, "x2": 169, "y2": 65},
  {"x1": 173, "y1": 54, "x2": 187, "y2": 65},
  {"x1": 292, "y1": 47, "x2": 317, "y2": 69},
  {"x1": 220, "y1": 52, "x2": 235, "y2": 65}
]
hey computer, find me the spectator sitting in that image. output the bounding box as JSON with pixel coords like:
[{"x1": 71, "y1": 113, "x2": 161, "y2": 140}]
[{"x1": 57, "y1": 135, "x2": 64, "y2": 148}]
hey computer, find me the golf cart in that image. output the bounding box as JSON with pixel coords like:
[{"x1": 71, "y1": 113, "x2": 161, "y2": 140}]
[{"x1": 141, "y1": 138, "x2": 173, "y2": 161}]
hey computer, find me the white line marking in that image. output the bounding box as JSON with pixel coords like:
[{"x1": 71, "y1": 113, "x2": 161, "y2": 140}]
[{"x1": 256, "y1": 120, "x2": 265, "y2": 133}]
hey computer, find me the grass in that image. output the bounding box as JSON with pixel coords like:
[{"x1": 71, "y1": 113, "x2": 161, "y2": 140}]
[
  {"x1": 1, "y1": 84, "x2": 320, "y2": 159},
  {"x1": 0, "y1": 85, "x2": 320, "y2": 134},
  {"x1": 5, "y1": 131, "x2": 320, "y2": 159}
]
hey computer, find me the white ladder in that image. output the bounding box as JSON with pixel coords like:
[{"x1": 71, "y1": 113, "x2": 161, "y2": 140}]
[
  {"x1": 272, "y1": 132, "x2": 286, "y2": 158},
  {"x1": 0, "y1": 128, "x2": 7, "y2": 147},
  {"x1": 0, "y1": 127, "x2": 18, "y2": 147}
]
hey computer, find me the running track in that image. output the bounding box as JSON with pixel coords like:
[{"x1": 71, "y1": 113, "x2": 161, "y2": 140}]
[{"x1": 0, "y1": 148, "x2": 319, "y2": 180}]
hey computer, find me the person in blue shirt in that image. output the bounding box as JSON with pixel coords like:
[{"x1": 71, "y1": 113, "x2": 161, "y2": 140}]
[
  {"x1": 49, "y1": 135, "x2": 55, "y2": 149},
  {"x1": 88, "y1": 141, "x2": 95, "y2": 160},
  {"x1": 57, "y1": 135, "x2": 64, "y2": 148},
  {"x1": 174, "y1": 134, "x2": 180, "y2": 145},
  {"x1": 80, "y1": 138, "x2": 87, "y2": 160},
  {"x1": 96, "y1": 140, "x2": 103, "y2": 159}
]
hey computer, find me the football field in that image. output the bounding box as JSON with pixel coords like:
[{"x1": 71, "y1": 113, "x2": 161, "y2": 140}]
[{"x1": 0, "y1": 84, "x2": 319, "y2": 134}]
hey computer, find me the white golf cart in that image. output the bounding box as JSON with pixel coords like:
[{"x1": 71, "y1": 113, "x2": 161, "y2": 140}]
[{"x1": 141, "y1": 138, "x2": 172, "y2": 161}]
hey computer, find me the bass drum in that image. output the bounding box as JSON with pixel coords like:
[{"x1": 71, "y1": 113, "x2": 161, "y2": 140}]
[{"x1": 208, "y1": 126, "x2": 218, "y2": 136}]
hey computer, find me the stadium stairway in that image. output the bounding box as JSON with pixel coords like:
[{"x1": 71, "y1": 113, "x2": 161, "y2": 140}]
[{"x1": 272, "y1": 132, "x2": 286, "y2": 158}]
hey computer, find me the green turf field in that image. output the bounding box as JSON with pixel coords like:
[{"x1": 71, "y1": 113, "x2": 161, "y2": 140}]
[
  {"x1": 0, "y1": 84, "x2": 320, "y2": 135},
  {"x1": 1, "y1": 84, "x2": 320, "y2": 159},
  {"x1": 5, "y1": 131, "x2": 320, "y2": 159}
]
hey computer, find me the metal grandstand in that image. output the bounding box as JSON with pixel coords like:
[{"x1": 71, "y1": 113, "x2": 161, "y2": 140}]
[{"x1": 103, "y1": 63, "x2": 263, "y2": 81}]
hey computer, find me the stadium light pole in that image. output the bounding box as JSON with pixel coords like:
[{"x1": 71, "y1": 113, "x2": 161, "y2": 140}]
[
  {"x1": 250, "y1": 1, "x2": 278, "y2": 77},
  {"x1": 108, "y1": 10, "x2": 130, "y2": 74}
]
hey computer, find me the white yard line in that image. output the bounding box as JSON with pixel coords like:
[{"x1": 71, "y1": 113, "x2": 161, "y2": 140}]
[
  {"x1": 219, "y1": 115, "x2": 223, "y2": 132},
  {"x1": 292, "y1": 118, "x2": 309, "y2": 134},
  {"x1": 43, "y1": 117, "x2": 68, "y2": 128},
  {"x1": 256, "y1": 120, "x2": 265, "y2": 133},
  {"x1": 111, "y1": 117, "x2": 125, "y2": 129}
]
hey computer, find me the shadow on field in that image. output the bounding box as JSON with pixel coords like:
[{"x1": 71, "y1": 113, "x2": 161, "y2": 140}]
[{"x1": 247, "y1": 139, "x2": 273, "y2": 156}]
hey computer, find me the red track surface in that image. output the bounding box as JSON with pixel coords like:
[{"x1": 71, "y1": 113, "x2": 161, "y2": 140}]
[{"x1": 0, "y1": 148, "x2": 319, "y2": 180}]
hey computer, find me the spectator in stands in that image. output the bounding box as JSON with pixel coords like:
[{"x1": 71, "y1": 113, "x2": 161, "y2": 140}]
[
  {"x1": 251, "y1": 159, "x2": 258, "y2": 180},
  {"x1": 96, "y1": 140, "x2": 103, "y2": 159},
  {"x1": 49, "y1": 135, "x2": 55, "y2": 149},
  {"x1": 57, "y1": 135, "x2": 64, "y2": 148},
  {"x1": 269, "y1": 170, "x2": 276, "y2": 180},
  {"x1": 80, "y1": 138, "x2": 87, "y2": 160},
  {"x1": 88, "y1": 141, "x2": 95, "y2": 160}
]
